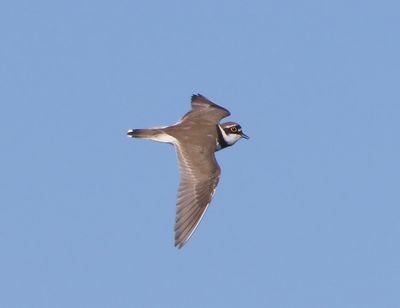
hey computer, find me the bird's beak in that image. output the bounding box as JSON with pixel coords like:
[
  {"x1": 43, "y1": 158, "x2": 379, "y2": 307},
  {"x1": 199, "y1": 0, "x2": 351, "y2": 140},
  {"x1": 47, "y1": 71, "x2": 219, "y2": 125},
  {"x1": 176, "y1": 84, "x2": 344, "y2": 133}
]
[{"x1": 241, "y1": 132, "x2": 250, "y2": 139}]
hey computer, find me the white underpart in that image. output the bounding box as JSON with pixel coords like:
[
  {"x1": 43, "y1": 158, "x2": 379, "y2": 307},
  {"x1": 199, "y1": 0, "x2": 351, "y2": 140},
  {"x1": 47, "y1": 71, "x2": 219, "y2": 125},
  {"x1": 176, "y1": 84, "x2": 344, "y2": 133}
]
[
  {"x1": 218, "y1": 125, "x2": 242, "y2": 146},
  {"x1": 145, "y1": 132, "x2": 178, "y2": 145}
]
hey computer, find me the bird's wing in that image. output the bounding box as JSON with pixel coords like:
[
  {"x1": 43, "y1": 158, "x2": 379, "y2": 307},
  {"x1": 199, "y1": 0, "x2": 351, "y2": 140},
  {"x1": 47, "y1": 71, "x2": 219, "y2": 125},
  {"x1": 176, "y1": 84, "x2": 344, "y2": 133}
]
[
  {"x1": 174, "y1": 141, "x2": 221, "y2": 248},
  {"x1": 180, "y1": 94, "x2": 231, "y2": 124}
]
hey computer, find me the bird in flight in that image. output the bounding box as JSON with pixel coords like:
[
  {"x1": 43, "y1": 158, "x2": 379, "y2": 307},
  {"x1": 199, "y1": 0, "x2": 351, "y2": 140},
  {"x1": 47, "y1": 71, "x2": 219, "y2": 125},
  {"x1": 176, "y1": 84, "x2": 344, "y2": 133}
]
[{"x1": 127, "y1": 94, "x2": 249, "y2": 248}]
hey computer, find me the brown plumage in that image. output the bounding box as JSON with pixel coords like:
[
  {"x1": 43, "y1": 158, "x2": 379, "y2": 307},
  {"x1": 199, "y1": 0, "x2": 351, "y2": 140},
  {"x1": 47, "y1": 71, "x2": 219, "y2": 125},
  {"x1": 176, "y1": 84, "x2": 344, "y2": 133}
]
[{"x1": 127, "y1": 94, "x2": 248, "y2": 248}]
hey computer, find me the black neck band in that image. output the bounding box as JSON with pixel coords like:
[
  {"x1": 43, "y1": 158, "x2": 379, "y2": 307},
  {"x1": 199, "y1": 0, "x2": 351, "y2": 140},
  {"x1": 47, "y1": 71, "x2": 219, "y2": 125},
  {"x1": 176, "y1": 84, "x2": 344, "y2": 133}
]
[{"x1": 216, "y1": 125, "x2": 229, "y2": 149}]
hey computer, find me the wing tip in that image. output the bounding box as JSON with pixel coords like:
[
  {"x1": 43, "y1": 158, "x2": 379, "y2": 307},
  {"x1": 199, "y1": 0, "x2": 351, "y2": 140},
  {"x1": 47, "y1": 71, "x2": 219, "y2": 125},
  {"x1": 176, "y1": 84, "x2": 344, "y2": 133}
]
[
  {"x1": 190, "y1": 93, "x2": 231, "y2": 116},
  {"x1": 174, "y1": 240, "x2": 185, "y2": 249},
  {"x1": 191, "y1": 93, "x2": 206, "y2": 102},
  {"x1": 174, "y1": 230, "x2": 189, "y2": 249}
]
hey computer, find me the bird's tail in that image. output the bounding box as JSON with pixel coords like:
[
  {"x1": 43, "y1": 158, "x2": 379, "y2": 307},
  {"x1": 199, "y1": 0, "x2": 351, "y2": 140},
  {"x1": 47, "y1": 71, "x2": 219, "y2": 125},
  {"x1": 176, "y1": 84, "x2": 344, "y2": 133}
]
[
  {"x1": 127, "y1": 128, "x2": 160, "y2": 139},
  {"x1": 127, "y1": 128, "x2": 175, "y2": 144}
]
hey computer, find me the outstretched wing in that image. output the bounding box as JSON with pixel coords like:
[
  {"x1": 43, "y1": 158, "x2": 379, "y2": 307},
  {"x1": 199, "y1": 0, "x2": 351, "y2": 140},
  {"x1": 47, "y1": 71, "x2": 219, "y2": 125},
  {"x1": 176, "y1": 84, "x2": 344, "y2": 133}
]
[
  {"x1": 174, "y1": 141, "x2": 221, "y2": 248},
  {"x1": 180, "y1": 94, "x2": 231, "y2": 124}
]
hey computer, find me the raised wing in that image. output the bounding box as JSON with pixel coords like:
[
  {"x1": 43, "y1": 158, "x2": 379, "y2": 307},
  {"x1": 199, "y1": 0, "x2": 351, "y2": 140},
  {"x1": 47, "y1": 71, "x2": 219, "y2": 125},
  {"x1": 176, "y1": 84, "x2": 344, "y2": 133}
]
[
  {"x1": 180, "y1": 94, "x2": 231, "y2": 124},
  {"x1": 174, "y1": 142, "x2": 221, "y2": 248}
]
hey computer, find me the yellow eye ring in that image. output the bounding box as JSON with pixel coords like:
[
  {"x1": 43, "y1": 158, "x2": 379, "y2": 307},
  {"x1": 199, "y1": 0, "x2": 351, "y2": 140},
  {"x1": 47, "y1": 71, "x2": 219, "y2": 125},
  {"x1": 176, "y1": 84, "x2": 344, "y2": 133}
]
[{"x1": 230, "y1": 127, "x2": 238, "y2": 132}]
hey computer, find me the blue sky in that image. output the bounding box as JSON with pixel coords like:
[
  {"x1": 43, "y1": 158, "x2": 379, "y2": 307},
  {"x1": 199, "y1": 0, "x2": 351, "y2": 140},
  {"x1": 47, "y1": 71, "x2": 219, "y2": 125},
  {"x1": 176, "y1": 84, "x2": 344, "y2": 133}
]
[{"x1": 1, "y1": 0, "x2": 399, "y2": 307}]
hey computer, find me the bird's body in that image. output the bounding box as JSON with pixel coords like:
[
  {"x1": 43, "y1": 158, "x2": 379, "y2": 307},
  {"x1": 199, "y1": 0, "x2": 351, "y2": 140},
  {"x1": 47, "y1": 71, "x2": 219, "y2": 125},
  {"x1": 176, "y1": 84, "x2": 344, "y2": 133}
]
[{"x1": 127, "y1": 94, "x2": 248, "y2": 248}]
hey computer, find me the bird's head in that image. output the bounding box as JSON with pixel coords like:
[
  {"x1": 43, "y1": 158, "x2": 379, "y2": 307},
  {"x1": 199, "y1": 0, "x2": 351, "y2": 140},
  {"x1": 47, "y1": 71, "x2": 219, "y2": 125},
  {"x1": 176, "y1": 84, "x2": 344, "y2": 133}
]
[{"x1": 219, "y1": 122, "x2": 249, "y2": 146}]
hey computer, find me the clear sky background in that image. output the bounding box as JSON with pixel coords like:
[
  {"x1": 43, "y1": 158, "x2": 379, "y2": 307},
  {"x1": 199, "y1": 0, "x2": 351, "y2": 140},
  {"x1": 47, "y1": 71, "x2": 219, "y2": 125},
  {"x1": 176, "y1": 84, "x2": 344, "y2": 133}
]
[{"x1": 1, "y1": 1, "x2": 399, "y2": 307}]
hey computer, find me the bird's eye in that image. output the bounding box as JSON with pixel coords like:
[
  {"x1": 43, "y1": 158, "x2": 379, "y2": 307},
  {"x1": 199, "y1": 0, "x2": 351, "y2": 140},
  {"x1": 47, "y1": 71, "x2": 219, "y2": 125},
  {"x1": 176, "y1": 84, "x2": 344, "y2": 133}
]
[{"x1": 230, "y1": 127, "x2": 238, "y2": 133}]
